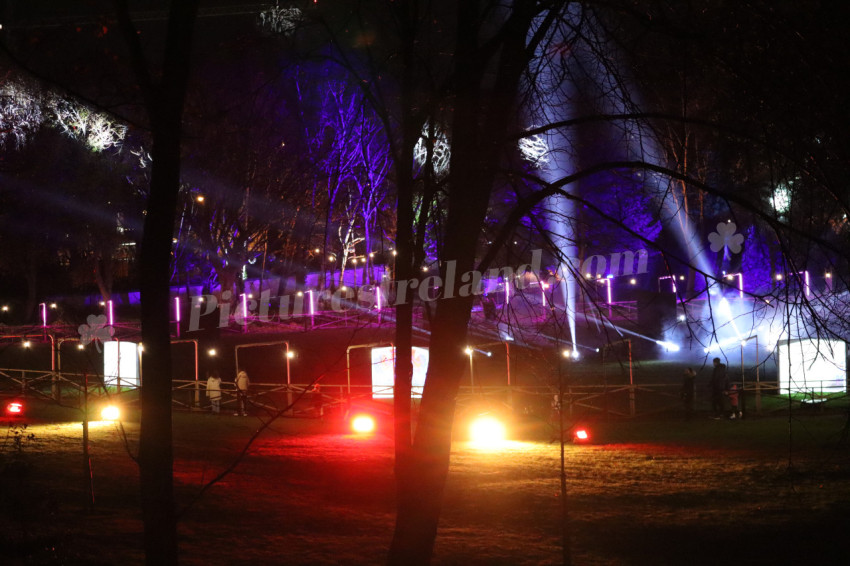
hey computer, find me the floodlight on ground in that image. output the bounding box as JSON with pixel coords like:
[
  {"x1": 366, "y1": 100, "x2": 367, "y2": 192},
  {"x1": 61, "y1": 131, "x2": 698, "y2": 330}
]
[
  {"x1": 351, "y1": 414, "x2": 376, "y2": 434},
  {"x1": 6, "y1": 401, "x2": 23, "y2": 415},
  {"x1": 101, "y1": 405, "x2": 121, "y2": 421},
  {"x1": 573, "y1": 428, "x2": 590, "y2": 443},
  {"x1": 469, "y1": 415, "x2": 506, "y2": 447}
]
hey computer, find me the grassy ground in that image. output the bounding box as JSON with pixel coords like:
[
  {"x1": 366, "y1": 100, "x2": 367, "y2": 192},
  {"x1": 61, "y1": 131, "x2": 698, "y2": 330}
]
[{"x1": 2, "y1": 399, "x2": 849, "y2": 565}]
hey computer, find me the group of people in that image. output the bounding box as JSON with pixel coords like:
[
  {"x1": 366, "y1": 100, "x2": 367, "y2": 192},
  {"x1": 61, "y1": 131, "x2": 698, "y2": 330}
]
[
  {"x1": 205, "y1": 369, "x2": 251, "y2": 416},
  {"x1": 681, "y1": 357, "x2": 741, "y2": 420}
]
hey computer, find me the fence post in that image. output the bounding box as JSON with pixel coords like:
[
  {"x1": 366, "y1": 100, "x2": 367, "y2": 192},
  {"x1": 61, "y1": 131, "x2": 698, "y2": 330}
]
[{"x1": 52, "y1": 372, "x2": 61, "y2": 402}]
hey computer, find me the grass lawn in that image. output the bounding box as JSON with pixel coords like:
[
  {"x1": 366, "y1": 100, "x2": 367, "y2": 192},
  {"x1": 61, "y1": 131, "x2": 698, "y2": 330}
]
[{"x1": 2, "y1": 399, "x2": 849, "y2": 565}]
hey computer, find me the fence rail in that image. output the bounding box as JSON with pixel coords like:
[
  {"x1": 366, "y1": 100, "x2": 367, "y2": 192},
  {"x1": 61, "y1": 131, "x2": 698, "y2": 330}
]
[{"x1": 1, "y1": 368, "x2": 846, "y2": 419}]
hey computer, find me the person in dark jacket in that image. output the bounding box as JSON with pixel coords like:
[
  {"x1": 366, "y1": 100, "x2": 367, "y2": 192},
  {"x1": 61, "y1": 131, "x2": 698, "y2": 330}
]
[{"x1": 709, "y1": 358, "x2": 728, "y2": 419}]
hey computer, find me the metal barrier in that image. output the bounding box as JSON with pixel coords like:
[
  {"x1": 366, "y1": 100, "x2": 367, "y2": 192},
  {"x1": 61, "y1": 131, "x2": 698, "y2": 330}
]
[{"x1": 2, "y1": 368, "x2": 846, "y2": 419}]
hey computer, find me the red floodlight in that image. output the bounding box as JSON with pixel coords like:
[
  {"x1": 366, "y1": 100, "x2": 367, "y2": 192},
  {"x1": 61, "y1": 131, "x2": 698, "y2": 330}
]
[
  {"x1": 6, "y1": 401, "x2": 24, "y2": 415},
  {"x1": 573, "y1": 427, "x2": 590, "y2": 443},
  {"x1": 351, "y1": 414, "x2": 376, "y2": 434}
]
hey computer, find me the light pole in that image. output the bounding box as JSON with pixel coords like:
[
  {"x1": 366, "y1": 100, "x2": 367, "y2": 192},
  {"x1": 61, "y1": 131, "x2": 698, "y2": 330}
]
[
  {"x1": 725, "y1": 273, "x2": 744, "y2": 299},
  {"x1": 740, "y1": 334, "x2": 758, "y2": 417},
  {"x1": 465, "y1": 347, "x2": 475, "y2": 388},
  {"x1": 795, "y1": 270, "x2": 811, "y2": 298},
  {"x1": 657, "y1": 275, "x2": 677, "y2": 293}
]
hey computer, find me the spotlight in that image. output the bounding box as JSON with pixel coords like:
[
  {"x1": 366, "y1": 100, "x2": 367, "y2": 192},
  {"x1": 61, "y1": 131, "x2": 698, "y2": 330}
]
[
  {"x1": 351, "y1": 414, "x2": 376, "y2": 434},
  {"x1": 5, "y1": 401, "x2": 23, "y2": 415},
  {"x1": 469, "y1": 415, "x2": 506, "y2": 446},
  {"x1": 101, "y1": 405, "x2": 121, "y2": 421},
  {"x1": 573, "y1": 427, "x2": 590, "y2": 443},
  {"x1": 656, "y1": 340, "x2": 680, "y2": 352}
]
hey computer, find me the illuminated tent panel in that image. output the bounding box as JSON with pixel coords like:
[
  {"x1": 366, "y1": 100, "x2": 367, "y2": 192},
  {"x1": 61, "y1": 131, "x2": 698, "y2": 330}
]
[
  {"x1": 777, "y1": 339, "x2": 846, "y2": 395},
  {"x1": 103, "y1": 340, "x2": 140, "y2": 388},
  {"x1": 371, "y1": 346, "x2": 429, "y2": 398}
]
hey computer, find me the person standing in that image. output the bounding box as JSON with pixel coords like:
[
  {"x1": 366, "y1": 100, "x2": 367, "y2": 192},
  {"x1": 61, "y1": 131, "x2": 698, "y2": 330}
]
[
  {"x1": 681, "y1": 367, "x2": 696, "y2": 421},
  {"x1": 235, "y1": 369, "x2": 250, "y2": 416},
  {"x1": 727, "y1": 382, "x2": 741, "y2": 419},
  {"x1": 206, "y1": 371, "x2": 222, "y2": 414},
  {"x1": 709, "y1": 358, "x2": 728, "y2": 420}
]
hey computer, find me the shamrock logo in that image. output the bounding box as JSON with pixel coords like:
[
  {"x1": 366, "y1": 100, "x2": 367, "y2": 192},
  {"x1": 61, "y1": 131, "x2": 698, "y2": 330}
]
[
  {"x1": 78, "y1": 314, "x2": 115, "y2": 352},
  {"x1": 708, "y1": 222, "x2": 744, "y2": 254}
]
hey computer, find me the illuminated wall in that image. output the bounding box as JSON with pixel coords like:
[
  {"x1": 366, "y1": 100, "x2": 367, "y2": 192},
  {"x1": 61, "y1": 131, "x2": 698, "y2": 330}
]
[
  {"x1": 371, "y1": 346, "x2": 429, "y2": 398},
  {"x1": 777, "y1": 339, "x2": 846, "y2": 395}
]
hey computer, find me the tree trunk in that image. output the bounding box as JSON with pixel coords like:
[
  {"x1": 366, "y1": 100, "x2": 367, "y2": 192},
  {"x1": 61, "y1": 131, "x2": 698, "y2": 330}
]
[
  {"x1": 388, "y1": 4, "x2": 536, "y2": 561},
  {"x1": 138, "y1": 121, "x2": 181, "y2": 563},
  {"x1": 114, "y1": 1, "x2": 199, "y2": 564},
  {"x1": 389, "y1": 293, "x2": 473, "y2": 564}
]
